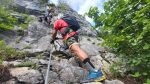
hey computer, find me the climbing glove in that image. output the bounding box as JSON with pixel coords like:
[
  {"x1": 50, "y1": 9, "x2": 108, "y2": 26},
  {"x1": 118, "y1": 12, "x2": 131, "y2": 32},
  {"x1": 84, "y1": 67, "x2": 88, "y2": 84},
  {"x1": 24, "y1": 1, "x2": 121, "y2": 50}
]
[
  {"x1": 50, "y1": 37, "x2": 60, "y2": 44},
  {"x1": 50, "y1": 39, "x2": 55, "y2": 44}
]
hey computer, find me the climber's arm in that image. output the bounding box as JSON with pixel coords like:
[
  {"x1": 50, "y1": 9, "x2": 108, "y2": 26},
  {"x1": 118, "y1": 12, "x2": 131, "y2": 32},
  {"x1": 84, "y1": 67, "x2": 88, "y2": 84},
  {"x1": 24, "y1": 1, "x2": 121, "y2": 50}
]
[{"x1": 52, "y1": 29, "x2": 57, "y2": 40}]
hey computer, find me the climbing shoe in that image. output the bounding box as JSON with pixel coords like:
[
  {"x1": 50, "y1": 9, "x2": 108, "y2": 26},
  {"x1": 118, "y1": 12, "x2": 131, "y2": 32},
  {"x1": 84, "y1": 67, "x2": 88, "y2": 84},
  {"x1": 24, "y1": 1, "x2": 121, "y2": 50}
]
[{"x1": 80, "y1": 70, "x2": 106, "y2": 83}]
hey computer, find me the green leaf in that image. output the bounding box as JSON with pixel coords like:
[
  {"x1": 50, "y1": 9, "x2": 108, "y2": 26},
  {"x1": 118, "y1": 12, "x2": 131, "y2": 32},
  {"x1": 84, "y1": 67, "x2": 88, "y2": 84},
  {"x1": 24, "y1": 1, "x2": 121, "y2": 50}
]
[
  {"x1": 131, "y1": 72, "x2": 141, "y2": 78},
  {"x1": 144, "y1": 79, "x2": 150, "y2": 84},
  {"x1": 143, "y1": 44, "x2": 149, "y2": 49},
  {"x1": 143, "y1": 72, "x2": 148, "y2": 76},
  {"x1": 132, "y1": 20, "x2": 137, "y2": 23}
]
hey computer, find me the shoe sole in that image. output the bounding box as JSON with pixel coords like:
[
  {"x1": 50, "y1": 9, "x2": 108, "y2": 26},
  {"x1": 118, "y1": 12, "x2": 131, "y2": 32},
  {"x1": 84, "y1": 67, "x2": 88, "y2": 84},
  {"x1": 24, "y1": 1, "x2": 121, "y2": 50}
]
[
  {"x1": 95, "y1": 75, "x2": 106, "y2": 82},
  {"x1": 80, "y1": 75, "x2": 106, "y2": 83}
]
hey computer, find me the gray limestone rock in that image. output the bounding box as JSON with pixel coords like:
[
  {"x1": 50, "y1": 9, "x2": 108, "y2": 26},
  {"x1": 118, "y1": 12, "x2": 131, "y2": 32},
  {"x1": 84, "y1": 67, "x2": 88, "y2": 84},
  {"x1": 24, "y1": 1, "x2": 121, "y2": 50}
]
[{"x1": 9, "y1": 67, "x2": 43, "y2": 84}]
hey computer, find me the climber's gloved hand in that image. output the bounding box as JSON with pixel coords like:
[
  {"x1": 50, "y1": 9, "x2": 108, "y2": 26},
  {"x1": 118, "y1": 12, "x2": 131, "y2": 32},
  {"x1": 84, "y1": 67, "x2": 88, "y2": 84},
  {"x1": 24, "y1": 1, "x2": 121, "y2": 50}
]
[
  {"x1": 50, "y1": 39, "x2": 55, "y2": 44},
  {"x1": 50, "y1": 37, "x2": 59, "y2": 44},
  {"x1": 55, "y1": 37, "x2": 59, "y2": 40}
]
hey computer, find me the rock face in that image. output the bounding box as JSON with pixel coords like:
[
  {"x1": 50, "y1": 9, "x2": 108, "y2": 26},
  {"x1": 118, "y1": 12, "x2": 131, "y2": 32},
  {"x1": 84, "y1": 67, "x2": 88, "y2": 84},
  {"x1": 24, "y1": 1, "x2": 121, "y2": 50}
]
[
  {"x1": 8, "y1": 21, "x2": 51, "y2": 53},
  {"x1": 0, "y1": 0, "x2": 124, "y2": 84},
  {"x1": 12, "y1": 0, "x2": 45, "y2": 15},
  {"x1": 9, "y1": 67, "x2": 43, "y2": 84},
  {"x1": 104, "y1": 80, "x2": 124, "y2": 84}
]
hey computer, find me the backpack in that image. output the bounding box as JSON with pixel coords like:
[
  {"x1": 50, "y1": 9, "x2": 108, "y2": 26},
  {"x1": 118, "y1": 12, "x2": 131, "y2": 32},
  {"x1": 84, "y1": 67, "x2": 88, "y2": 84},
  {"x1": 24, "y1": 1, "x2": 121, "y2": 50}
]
[{"x1": 61, "y1": 14, "x2": 80, "y2": 31}]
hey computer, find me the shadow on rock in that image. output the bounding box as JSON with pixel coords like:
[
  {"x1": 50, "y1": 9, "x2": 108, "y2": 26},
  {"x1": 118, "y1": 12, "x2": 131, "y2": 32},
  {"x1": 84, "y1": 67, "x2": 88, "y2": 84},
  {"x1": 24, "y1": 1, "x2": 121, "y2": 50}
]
[{"x1": 0, "y1": 65, "x2": 12, "y2": 83}]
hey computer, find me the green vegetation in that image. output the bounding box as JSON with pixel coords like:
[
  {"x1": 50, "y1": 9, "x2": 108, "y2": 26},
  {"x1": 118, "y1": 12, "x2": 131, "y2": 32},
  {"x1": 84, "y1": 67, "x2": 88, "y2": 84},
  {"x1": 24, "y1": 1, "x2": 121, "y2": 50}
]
[
  {"x1": 87, "y1": 38, "x2": 91, "y2": 41},
  {"x1": 0, "y1": 0, "x2": 12, "y2": 7},
  {"x1": 24, "y1": 45, "x2": 32, "y2": 49},
  {"x1": 0, "y1": 0, "x2": 17, "y2": 31},
  {"x1": 15, "y1": 61, "x2": 39, "y2": 69},
  {"x1": 47, "y1": 3, "x2": 56, "y2": 7},
  {"x1": 0, "y1": 40, "x2": 29, "y2": 62},
  {"x1": 0, "y1": 0, "x2": 32, "y2": 32},
  {"x1": 0, "y1": 7, "x2": 17, "y2": 31},
  {"x1": 19, "y1": 13, "x2": 33, "y2": 29},
  {"x1": 85, "y1": 7, "x2": 101, "y2": 28},
  {"x1": 36, "y1": 53, "x2": 45, "y2": 59},
  {"x1": 0, "y1": 59, "x2": 3, "y2": 64},
  {"x1": 144, "y1": 79, "x2": 150, "y2": 84},
  {"x1": 58, "y1": 0, "x2": 70, "y2": 11},
  {"x1": 39, "y1": 0, "x2": 48, "y2": 4},
  {"x1": 86, "y1": 0, "x2": 150, "y2": 83}
]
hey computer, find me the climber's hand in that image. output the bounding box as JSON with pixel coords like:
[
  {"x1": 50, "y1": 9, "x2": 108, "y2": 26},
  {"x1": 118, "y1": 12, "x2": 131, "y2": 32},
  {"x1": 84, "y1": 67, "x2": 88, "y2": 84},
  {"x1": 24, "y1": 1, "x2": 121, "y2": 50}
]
[
  {"x1": 50, "y1": 39, "x2": 54, "y2": 44},
  {"x1": 50, "y1": 37, "x2": 61, "y2": 44}
]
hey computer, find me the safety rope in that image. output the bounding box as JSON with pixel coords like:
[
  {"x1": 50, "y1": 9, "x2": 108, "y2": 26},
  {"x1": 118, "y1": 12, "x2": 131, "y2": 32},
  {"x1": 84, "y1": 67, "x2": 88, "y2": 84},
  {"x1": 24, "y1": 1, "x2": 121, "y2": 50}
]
[
  {"x1": 44, "y1": 40, "x2": 63, "y2": 84},
  {"x1": 44, "y1": 44, "x2": 52, "y2": 84},
  {"x1": 44, "y1": 36, "x2": 82, "y2": 84}
]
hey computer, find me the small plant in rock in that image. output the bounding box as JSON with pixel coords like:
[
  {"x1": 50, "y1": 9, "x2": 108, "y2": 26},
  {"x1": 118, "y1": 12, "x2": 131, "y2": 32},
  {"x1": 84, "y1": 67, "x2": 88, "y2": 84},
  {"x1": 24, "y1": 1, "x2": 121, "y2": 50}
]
[
  {"x1": 24, "y1": 45, "x2": 32, "y2": 49},
  {"x1": 15, "y1": 39, "x2": 20, "y2": 43},
  {"x1": 16, "y1": 29, "x2": 25, "y2": 36},
  {"x1": 0, "y1": 59, "x2": 3, "y2": 64},
  {"x1": 15, "y1": 61, "x2": 39, "y2": 69},
  {"x1": 87, "y1": 38, "x2": 91, "y2": 41},
  {"x1": 20, "y1": 23, "x2": 28, "y2": 29},
  {"x1": 0, "y1": 7, "x2": 17, "y2": 32},
  {"x1": 39, "y1": 0, "x2": 48, "y2": 4},
  {"x1": 36, "y1": 54, "x2": 45, "y2": 59},
  {"x1": 18, "y1": 13, "x2": 34, "y2": 29},
  {"x1": 0, "y1": 2, "x2": 31, "y2": 32},
  {"x1": 21, "y1": 14, "x2": 34, "y2": 23},
  {"x1": 0, "y1": 40, "x2": 29, "y2": 61},
  {"x1": 47, "y1": 3, "x2": 55, "y2": 7},
  {"x1": 58, "y1": 0, "x2": 70, "y2": 11}
]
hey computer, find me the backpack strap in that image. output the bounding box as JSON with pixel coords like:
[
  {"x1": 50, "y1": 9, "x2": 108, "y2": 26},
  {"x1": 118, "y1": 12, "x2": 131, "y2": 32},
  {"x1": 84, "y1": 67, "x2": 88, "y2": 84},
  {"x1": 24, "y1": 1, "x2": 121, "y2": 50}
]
[{"x1": 63, "y1": 32, "x2": 78, "y2": 40}]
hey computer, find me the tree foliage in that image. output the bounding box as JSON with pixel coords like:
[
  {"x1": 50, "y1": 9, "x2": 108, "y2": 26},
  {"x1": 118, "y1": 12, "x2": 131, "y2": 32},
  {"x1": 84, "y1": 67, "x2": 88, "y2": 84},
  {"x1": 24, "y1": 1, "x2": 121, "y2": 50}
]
[
  {"x1": 85, "y1": 7, "x2": 102, "y2": 28},
  {"x1": 86, "y1": 0, "x2": 150, "y2": 82}
]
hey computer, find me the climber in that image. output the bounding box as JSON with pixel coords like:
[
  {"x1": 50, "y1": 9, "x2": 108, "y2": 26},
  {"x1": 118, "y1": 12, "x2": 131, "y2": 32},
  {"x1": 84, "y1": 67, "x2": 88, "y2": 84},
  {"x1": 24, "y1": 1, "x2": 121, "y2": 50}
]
[
  {"x1": 39, "y1": 4, "x2": 55, "y2": 25},
  {"x1": 50, "y1": 13, "x2": 106, "y2": 82},
  {"x1": 45, "y1": 4, "x2": 54, "y2": 24}
]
